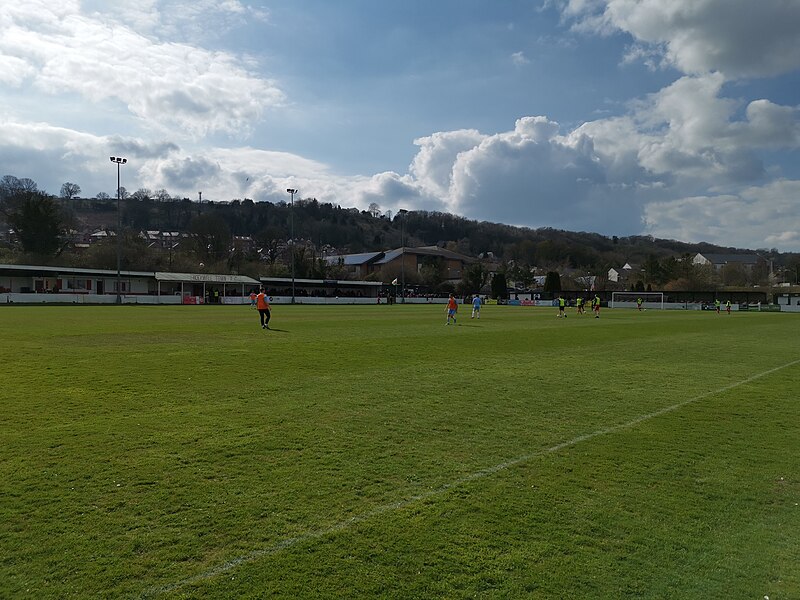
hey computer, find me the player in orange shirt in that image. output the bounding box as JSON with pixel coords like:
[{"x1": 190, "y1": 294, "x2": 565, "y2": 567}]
[
  {"x1": 256, "y1": 287, "x2": 271, "y2": 329},
  {"x1": 445, "y1": 293, "x2": 458, "y2": 325}
]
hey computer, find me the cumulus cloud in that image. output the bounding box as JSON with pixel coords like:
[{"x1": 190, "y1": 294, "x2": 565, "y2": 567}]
[
  {"x1": 410, "y1": 129, "x2": 486, "y2": 198},
  {"x1": 556, "y1": 0, "x2": 800, "y2": 79},
  {"x1": 149, "y1": 147, "x2": 337, "y2": 202},
  {"x1": 443, "y1": 116, "x2": 649, "y2": 232},
  {"x1": 0, "y1": 1, "x2": 283, "y2": 137},
  {"x1": 0, "y1": 118, "x2": 182, "y2": 195},
  {"x1": 357, "y1": 172, "x2": 426, "y2": 209},
  {"x1": 573, "y1": 73, "x2": 800, "y2": 190},
  {"x1": 399, "y1": 75, "x2": 800, "y2": 243},
  {"x1": 3, "y1": 0, "x2": 800, "y2": 253},
  {"x1": 643, "y1": 179, "x2": 800, "y2": 249}
]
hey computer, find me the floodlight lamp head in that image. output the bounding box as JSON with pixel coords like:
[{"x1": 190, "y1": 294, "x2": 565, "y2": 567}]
[{"x1": 287, "y1": 188, "x2": 297, "y2": 194}]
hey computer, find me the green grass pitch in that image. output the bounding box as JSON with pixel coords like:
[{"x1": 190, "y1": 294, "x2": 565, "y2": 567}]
[{"x1": 1, "y1": 304, "x2": 798, "y2": 598}]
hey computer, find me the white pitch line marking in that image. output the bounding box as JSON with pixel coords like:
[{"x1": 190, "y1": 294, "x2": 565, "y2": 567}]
[{"x1": 143, "y1": 358, "x2": 800, "y2": 598}]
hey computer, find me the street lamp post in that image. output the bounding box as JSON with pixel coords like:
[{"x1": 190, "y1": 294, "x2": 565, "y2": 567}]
[
  {"x1": 287, "y1": 188, "x2": 297, "y2": 304},
  {"x1": 110, "y1": 156, "x2": 127, "y2": 304},
  {"x1": 398, "y1": 209, "x2": 408, "y2": 304}
]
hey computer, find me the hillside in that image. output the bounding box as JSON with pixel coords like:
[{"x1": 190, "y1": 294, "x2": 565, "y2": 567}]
[
  {"x1": 2, "y1": 187, "x2": 797, "y2": 288},
  {"x1": 64, "y1": 195, "x2": 773, "y2": 269}
]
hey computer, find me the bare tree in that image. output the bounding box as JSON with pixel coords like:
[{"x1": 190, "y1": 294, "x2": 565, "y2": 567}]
[
  {"x1": 131, "y1": 188, "x2": 152, "y2": 202},
  {"x1": 1, "y1": 175, "x2": 38, "y2": 199},
  {"x1": 59, "y1": 182, "x2": 81, "y2": 200}
]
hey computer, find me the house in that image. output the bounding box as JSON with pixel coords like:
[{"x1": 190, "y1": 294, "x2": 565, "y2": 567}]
[
  {"x1": 324, "y1": 251, "x2": 384, "y2": 279},
  {"x1": 693, "y1": 253, "x2": 760, "y2": 271},
  {"x1": 374, "y1": 246, "x2": 474, "y2": 281},
  {"x1": 326, "y1": 246, "x2": 475, "y2": 282},
  {"x1": 608, "y1": 262, "x2": 640, "y2": 283}
]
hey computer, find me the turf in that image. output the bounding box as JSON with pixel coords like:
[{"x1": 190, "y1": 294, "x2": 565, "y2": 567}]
[{"x1": 0, "y1": 304, "x2": 798, "y2": 599}]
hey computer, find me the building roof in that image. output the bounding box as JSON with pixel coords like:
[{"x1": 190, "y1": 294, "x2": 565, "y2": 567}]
[
  {"x1": 324, "y1": 251, "x2": 384, "y2": 266},
  {"x1": 258, "y1": 276, "x2": 382, "y2": 287},
  {"x1": 0, "y1": 264, "x2": 257, "y2": 284},
  {"x1": 0, "y1": 263, "x2": 152, "y2": 277},
  {"x1": 155, "y1": 272, "x2": 259, "y2": 284},
  {"x1": 374, "y1": 246, "x2": 475, "y2": 265},
  {"x1": 696, "y1": 253, "x2": 760, "y2": 265}
]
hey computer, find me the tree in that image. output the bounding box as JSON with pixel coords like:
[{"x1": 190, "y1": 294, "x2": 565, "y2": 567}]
[
  {"x1": 643, "y1": 253, "x2": 662, "y2": 284},
  {"x1": 418, "y1": 259, "x2": 446, "y2": 289},
  {"x1": 131, "y1": 188, "x2": 152, "y2": 202},
  {"x1": 1, "y1": 175, "x2": 38, "y2": 199},
  {"x1": 292, "y1": 246, "x2": 315, "y2": 278},
  {"x1": 491, "y1": 272, "x2": 508, "y2": 300},
  {"x1": 189, "y1": 214, "x2": 231, "y2": 262},
  {"x1": 368, "y1": 202, "x2": 381, "y2": 218},
  {"x1": 461, "y1": 262, "x2": 488, "y2": 295},
  {"x1": 720, "y1": 262, "x2": 747, "y2": 287},
  {"x1": 80, "y1": 230, "x2": 160, "y2": 271},
  {"x1": 59, "y1": 182, "x2": 81, "y2": 200},
  {"x1": 786, "y1": 256, "x2": 800, "y2": 285},
  {"x1": 1, "y1": 176, "x2": 38, "y2": 197},
  {"x1": 543, "y1": 271, "x2": 562, "y2": 293},
  {"x1": 3, "y1": 190, "x2": 67, "y2": 255},
  {"x1": 689, "y1": 263, "x2": 715, "y2": 290}
]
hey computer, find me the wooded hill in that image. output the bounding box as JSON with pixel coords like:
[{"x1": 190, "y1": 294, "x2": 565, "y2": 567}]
[
  {"x1": 66, "y1": 194, "x2": 793, "y2": 274},
  {"x1": 1, "y1": 175, "x2": 797, "y2": 288}
]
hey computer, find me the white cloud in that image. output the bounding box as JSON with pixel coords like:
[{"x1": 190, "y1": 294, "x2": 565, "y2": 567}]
[
  {"x1": 3, "y1": 0, "x2": 799, "y2": 254},
  {"x1": 738, "y1": 100, "x2": 800, "y2": 148},
  {"x1": 511, "y1": 51, "x2": 530, "y2": 66},
  {"x1": 409, "y1": 129, "x2": 486, "y2": 198},
  {"x1": 573, "y1": 73, "x2": 800, "y2": 190},
  {"x1": 558, "y1": 0, "x2": 800, "y2": 79},
  {"x1": 439, "y1": 116, "x2": 643, "y2": 232},
  {"x1": 400, "y1": 76, "x2": 800, "y2": 244},
  {"x1": 84, "y1": 0, "x2": 269, "y2": 41},
  {"x1": 633, "y1": 74, "x2": 765, "y2": 183},
  {"x1": 0, "y1": 1, "x2": 283, "y2": 137},
  {"x1": 643, "y1": 179, "x2": 800, "y2": 250},
  {"x1": 0, "y1": 55, "x2": 34, "y2": 86},
  {"x1": 0, "y1": 118, "x2": 182, "y2": 196}
]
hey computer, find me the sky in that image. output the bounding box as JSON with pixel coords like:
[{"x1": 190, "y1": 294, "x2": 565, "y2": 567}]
[{"x1": 1, "y1": 0, "x2": 800, "y2": 251}]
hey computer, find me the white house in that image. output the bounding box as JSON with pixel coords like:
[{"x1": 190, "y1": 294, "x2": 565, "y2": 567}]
[
  {"x1": 693, "y1": 253, "x2": 760, "y2": 271},
  {"x1": 608, "y1": 263, "x2": 640, "y2": 283}
]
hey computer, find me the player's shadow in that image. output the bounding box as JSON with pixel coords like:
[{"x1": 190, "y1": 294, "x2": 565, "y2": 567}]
[{"x1": 264, "y1": 327, "x2": 288, "y2": 333}]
